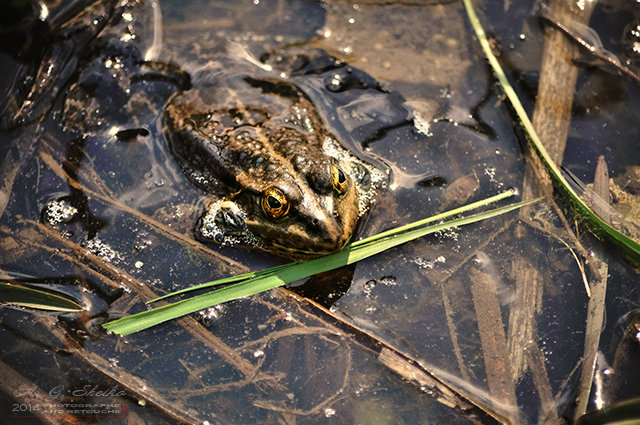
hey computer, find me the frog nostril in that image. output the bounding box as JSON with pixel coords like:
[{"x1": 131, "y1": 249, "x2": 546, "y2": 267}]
[{"x1": 311, "y1": 217, "x2": 320, "y2": 227}]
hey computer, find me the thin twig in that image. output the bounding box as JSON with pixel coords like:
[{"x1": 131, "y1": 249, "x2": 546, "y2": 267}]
[{"x1": 38, "y1": 150, "x2": 247, "y2": 274}]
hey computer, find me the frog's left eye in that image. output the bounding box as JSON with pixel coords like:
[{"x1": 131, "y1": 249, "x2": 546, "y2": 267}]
[
  {"x1": 262, "y1": 187, "x2": 290, "y2": 219},
  {"x1": 331, "y1": 166, "x2": 348, "y2": 195}
]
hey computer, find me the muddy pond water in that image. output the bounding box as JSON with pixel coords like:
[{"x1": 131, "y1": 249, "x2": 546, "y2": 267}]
[{"x1": 1, "y1": 0, "x2": 640, "y2": 424}]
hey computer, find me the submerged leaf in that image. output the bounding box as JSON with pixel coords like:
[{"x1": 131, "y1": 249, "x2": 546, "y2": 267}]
[{"x1": 0, "y1": 282, "x2": 84, "y2": 312}]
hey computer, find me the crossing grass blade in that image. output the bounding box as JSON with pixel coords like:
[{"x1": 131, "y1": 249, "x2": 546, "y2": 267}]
[
  {"x1": 462, "y1": 0, "x2": 640, "y2": 264},
  {"x1": 147, "y1": 188, "x2": 517, "y2": 303},
  {"x1": 103, "y1": 191, "x2": 538, "y2": 335}
]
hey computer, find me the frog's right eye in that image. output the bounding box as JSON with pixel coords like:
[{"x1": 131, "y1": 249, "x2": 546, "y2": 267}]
[
  {"x1": 262, "y1": 187, "x2": 290, "y2": 219},
  {"x1": 331, "y1": 166, "x2": 348, "y2": 195}
]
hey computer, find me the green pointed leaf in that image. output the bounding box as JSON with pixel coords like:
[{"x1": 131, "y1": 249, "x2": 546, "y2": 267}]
[
  {"x1": 103, "y1": 192, "x2": 538, "y2": 335},
  {"x1": 0, "y1": 282, "x2": 84, "y2": 312},
  {"x1": 147, "y1": 189, "x2": 518, "y2": 303},
  {"x1": 462, "y1": 0, "x2": 640, "y2": 264}
]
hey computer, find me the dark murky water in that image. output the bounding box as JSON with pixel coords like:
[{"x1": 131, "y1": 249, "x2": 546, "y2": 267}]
[{"x1": 1, "y1": 0, "x2": 640, "y2": 424}]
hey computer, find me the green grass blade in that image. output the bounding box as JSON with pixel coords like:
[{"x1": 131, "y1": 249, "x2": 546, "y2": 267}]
[
  {"x1": 147, "y1": 261, "x2": 298, "y2": 303},
  {"x1": 103, "y1": 196, "x2": 538, "y2": 335},
  {"x1": 462, "y1": 0, "x2": 640, "y2": 264},
  {"x1": 0, "y1": 282, "x2": 84, "y2": 312},
  {"x1": 148, "y1": 188, "x2": 517, "y2": 304},
  {"x1": 351, "y1": 188, "x2": 517, "y2": 248}
]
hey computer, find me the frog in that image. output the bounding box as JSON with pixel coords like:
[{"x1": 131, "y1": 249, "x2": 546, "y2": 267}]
[
  {"x1": 17, "y1": 0, "x2": 382, "y2": 258},
  {"x1": 163, "y1": 74, "x2": 382, "y2": 258}
]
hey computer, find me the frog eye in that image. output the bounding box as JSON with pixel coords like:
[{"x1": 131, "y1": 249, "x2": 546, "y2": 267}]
[
  {"x1": 262, "y1": 187, "x2": 290, "y2": 219},
  {"x1": 331, "y1": 166, "x2": 348, "y2": 195}
]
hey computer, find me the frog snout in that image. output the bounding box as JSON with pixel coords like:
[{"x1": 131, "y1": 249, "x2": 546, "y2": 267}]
[{"x1": 309, "y1": 217, "x2": 351, "y2": 252}]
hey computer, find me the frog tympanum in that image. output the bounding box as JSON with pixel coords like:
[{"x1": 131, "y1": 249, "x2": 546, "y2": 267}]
[{"x1": 163, "y1": 76, "x2": 381, "y2": 258}]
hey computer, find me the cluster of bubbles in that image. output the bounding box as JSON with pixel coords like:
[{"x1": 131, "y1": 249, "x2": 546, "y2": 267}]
[
  {"x1": 84, "y1": 238, "x2": 118, "y2": 263},
  {"x1": 43, "y1": 198, "x2": 78, "y2": 225},
  {"x1": 196, "y1": 304, "x2": 227, "y2": 325}
]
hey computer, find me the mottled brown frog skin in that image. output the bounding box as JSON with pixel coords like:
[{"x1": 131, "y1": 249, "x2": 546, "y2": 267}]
[{"x1": 163, "y1": 76, "x2": 378, "y2": 258}]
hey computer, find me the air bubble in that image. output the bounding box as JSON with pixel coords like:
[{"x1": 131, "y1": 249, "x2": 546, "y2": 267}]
[
  {"x1": 325, "y1": 73, "x2": 345, "y2": 92},
  {"x1": 324, "y1": 408, "x2": 336, "y2": 418}
]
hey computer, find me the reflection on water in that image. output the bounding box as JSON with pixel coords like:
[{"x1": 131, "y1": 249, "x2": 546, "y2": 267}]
[{"x1": 0, "y1": 0, "x2": 639, "y2": 423}]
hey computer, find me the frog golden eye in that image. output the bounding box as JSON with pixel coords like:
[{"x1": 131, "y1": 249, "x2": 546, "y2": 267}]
[
  {"x1": 262, "y1": 187, "x2": 290, "y2": 219},
  {"x1": 331, "y1": 166, "x2": 348, "y2": 195}
]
